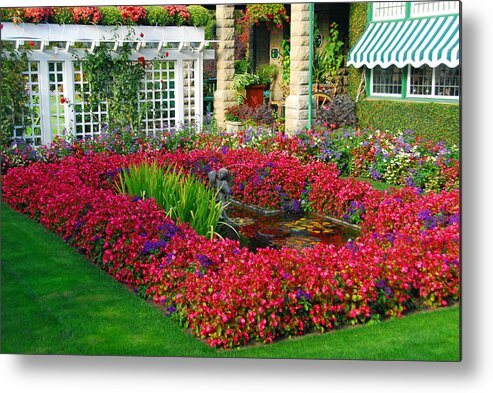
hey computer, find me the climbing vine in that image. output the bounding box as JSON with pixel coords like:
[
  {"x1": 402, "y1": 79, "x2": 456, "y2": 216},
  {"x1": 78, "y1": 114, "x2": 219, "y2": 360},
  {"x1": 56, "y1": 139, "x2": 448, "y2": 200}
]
[
  {"x1": 77, "y1": 32, "x2": 146, "y2": 131},
  {"x1": 0, "y1": 43, "x2": 31, "y2": 145}
]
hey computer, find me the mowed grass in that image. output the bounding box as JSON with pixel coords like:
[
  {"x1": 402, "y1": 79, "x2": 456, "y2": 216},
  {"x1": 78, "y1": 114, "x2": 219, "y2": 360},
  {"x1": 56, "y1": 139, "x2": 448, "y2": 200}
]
[{"x1": 1, "y1": 202, "x2": 460, "y2": 360}]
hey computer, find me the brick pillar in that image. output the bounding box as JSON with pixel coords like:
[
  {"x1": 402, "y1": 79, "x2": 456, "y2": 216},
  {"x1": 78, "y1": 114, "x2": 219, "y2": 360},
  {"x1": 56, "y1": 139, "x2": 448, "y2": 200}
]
[
  {"x1": 214, "y1": 5, "x2": 237, "y2": 129},
  {"x1": 285, "y1": 3, "x2": 311, "y2": 135}
]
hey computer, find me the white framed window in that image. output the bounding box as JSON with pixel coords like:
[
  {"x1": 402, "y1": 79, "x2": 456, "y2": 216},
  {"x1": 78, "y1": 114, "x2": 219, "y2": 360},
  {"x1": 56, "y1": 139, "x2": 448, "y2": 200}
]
[
  {"x1": 408, "y1": 65, "x2": 460, "y2": 99},
  {"x1": 371, "y1": 65, "x2": 402, "y2": 96},
  {"x1": 372, "y1": 2, "x2": 407, "y2": 21},
  {"x1": 411, "y1": 1, "x2": 460, "y2": 17}
]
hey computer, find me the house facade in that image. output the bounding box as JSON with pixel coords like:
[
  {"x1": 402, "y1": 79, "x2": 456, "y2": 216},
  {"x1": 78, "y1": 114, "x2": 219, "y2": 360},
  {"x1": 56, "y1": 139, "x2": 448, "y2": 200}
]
[{"x1": 347, "y1": 1, "x2": 460, "y2": 144}]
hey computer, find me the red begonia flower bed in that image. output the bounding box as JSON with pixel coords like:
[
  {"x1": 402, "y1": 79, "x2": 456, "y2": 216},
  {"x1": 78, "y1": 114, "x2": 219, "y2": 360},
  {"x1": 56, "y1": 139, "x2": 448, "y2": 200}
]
[{"x1": 2, "y1": 149, "x2": 459, "y2": 348}]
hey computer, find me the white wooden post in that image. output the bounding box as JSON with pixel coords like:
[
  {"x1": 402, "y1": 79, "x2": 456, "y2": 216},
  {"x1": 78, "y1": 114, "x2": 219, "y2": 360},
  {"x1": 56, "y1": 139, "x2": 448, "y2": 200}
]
[
  {"x1": 195, "y1": 53, "x2": 204, "y2": 132},
  {"x1": 175, "y1": 58, "x2": 185, "y2": 127},
  {"x1": 38, "y1": 60, "x2": 52, "y2": 145},
  {"x1": 64, "y1": 59, "x2": 76, "y2": 138}
]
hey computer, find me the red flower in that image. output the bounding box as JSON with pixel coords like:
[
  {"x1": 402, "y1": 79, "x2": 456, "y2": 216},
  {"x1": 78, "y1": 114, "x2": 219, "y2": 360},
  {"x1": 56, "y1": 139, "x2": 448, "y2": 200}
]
[
  {"x1": 165, "y1": 52, "x2": 169, "y2": 58},
  {"x1": 60, "y1": 97, "x2": 67, "y2": 104},
  {"x1": 140, "y1": 32, "x2": 144, "y2": 38}
]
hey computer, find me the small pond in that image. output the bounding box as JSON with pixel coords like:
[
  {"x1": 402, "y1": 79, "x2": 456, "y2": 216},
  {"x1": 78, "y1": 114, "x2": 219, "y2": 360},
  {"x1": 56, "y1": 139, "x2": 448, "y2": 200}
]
[{"x1": 225, "y1": 204, "x2": 360, "y2": 252}]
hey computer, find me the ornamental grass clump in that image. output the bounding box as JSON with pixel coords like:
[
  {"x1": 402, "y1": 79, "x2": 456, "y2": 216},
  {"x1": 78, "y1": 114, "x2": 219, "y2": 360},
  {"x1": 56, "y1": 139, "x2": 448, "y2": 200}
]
[{"x1": 116, "y1": 161, "x2": 224, "y2": 239}]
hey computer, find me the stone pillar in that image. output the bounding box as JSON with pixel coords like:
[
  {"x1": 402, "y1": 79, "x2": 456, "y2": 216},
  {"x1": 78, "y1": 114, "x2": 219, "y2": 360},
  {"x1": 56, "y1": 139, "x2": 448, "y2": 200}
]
[
  {"x1": 285, "y1": 3, "x2": 311, "y2": 135},
  {"x1": 214, "y1": 5, "x2": 237, "y2": 130}
]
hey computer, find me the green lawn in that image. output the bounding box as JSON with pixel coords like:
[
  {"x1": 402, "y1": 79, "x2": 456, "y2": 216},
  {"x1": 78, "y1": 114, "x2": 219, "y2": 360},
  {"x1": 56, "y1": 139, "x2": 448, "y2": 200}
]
[{"x1": 1, "y1": 202, "x2": 460, "y2": 360}]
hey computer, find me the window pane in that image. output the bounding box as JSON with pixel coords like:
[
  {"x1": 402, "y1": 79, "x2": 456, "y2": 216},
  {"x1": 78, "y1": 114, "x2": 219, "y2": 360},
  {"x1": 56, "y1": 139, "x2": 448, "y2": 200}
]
[
  {"x1": 411, "y1": 1, "x2": 460, "y2": 17},
  {"x1": 410, "y1": 65, "x2": 433, "y2": 95},
  {"x1": 435, "y1": 65, "x2": 460, "y2": 97},
  {"x1": 373, "y1": 2, "x2": 406, "y2": 20},
  {"x1": 372, "y1": 66, "x2": 402, "y2": 95}
]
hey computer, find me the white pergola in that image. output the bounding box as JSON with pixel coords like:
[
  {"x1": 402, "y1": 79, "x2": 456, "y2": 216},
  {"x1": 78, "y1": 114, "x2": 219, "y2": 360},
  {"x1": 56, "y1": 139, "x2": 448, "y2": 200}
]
[{"x1": 1, "y1": 22, "x2": 215, "y2": 145}]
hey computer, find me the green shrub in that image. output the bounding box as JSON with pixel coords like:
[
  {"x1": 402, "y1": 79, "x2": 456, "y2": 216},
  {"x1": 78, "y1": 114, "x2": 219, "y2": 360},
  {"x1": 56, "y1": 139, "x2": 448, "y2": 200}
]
[
  {"x1": 99, "y1": 6, "x2": 123, "y2": 26},
  {"x1": 315, "y1": 94, "x2": 357, "y2": 128},
  {"x1": 187, "y1": 5, "x2": 211, "y2": 27},
  {"x1": 50, "y1": 7, "x2": 74, "y2": 24},
  {"x1": 204, "y1": 10, "x2": 216, "y2": 40},
  {"x1": 355, "y1": 99, "x2": 460, "y2": 145},
  {"x1": 116, "y1": 162, "x2": 224, "y2": 239},
  {"x1": 145, "y1": 6, "x2": 173, "y2": 26}
]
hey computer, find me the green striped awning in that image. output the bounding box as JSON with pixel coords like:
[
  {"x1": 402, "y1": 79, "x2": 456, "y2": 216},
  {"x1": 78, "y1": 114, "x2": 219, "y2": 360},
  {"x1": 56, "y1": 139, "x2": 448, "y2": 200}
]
[{"x1": 347, "y1": 15, "x2": 460, "y2": 69}]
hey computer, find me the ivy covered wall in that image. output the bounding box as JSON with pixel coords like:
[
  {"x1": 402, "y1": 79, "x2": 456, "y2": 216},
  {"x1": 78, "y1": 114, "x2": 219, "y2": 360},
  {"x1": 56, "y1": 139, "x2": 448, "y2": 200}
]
[
  {"x1": 348, "y1": 2, "x2": 367, "y2": 102},
  {"x1": 347, "y1": 2, "x2": 460, "y2": 145}
]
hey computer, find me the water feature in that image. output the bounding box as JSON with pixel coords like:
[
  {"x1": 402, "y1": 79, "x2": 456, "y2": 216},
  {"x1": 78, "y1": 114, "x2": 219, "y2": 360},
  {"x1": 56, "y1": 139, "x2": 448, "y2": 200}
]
[{"x1": 225, "y1": 204, "x2": 360, "y2": 252}]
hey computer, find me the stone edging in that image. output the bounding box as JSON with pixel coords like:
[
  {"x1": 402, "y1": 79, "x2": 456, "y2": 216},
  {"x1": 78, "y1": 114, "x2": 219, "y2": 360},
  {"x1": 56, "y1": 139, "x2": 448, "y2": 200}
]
[
  {"x1": 315, "y1": 213, "x2": 362, "y2": 232},
  {"x1": 229, "y1": 199, "x2": 280, "y2": 216}
]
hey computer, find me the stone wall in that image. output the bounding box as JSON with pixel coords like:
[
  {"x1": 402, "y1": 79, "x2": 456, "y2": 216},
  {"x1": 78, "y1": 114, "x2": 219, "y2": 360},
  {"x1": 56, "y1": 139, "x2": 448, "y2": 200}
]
[
  {"x1": 213, "y1": 5, "x2": 237, "y2": 129},
  {"x1": 284, "y1": 3, "x2": 311, "y2": 134}
]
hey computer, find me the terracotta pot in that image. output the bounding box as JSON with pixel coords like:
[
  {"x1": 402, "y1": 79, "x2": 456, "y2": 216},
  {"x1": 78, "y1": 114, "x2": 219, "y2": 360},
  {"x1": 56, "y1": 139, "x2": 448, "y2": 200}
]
[{"x1": 245, "y1": 85, "x2": 267, "y2": 109}]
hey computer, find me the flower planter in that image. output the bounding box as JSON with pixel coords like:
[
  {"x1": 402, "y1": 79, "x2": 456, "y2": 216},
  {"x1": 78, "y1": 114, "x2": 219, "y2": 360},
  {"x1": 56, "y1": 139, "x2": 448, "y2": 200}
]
[
  {"x1": 245, "y1": 85, "x2": 267, "y2": 109},
  {"x1": 225, "y1": 120, "x2": 244, "y2": 134}
]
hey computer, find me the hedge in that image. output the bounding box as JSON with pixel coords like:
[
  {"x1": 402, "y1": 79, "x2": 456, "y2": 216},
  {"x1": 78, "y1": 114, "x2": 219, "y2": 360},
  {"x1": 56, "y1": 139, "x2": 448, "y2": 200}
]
[{"x1": 355, "y1": 99, "x2": 460, "y2": 146}]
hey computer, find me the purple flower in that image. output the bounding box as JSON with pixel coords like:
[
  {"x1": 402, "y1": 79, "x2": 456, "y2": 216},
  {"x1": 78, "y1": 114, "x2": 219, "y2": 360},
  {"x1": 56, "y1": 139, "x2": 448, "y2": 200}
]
[
  {"x1": 417, "y1": 209, "x2": 432, "y2": 220},
  {"x1": 197, "y1": 254, "x2": 213, "y2": 269},
  {"x1": 345, "y1": 240, "x2": 359, "y2": 253},
  {"x1": 296, "y1": 289, "x2": 312, "y2": 301},
  {"x1": 376, "y1": 279, "x2": 386, "y2": 289},
  {"x1": 75, "y1": 219, "x2": 84, "y2": 231},
  {"x1": 142, "y1": 239, "x2": 168, "y2": 255},
  {"x1": 369, "y1": 167, "x2": 381, "y2": 181},
  {"x1": 448, "y1": 213, "x2": 460, "y2": 225},
  {"x1": 166, "y1": 305, "x2": 176, "y2": 315},
  {"x1": 158, "y1": 222, "x2": 180, "y2": 239},
  {"x1": 384, "y1": 286, "x2": 394, "y2": 297}
]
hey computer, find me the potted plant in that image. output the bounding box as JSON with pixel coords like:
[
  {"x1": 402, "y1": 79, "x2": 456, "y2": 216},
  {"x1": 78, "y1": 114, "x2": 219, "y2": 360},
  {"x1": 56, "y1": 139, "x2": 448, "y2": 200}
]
[
  {"x1": 231, "y1": 64, "x2": 277, "y2": 108},
  {"x1": 224, "y1": 105, "x2": 244, "y2": 133},
  {"x1": 312, "y1": 22, "x2": 345, "y2": 88}
]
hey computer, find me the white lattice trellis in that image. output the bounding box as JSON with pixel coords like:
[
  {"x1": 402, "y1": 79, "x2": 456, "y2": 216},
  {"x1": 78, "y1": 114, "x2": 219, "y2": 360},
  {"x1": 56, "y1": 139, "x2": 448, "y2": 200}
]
[
  {"x1": 73, "y1": 61, "x2": 109, "y2": 139},
  {"x1": 1, "y1": 22, "x2": 214, "y2": 145},
  {"x1": 13, "y1": 61, "x2": 42, "y2": 145},
  {"x1": 139, "y1": 60, "x2": 176, "y2": 136}
]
